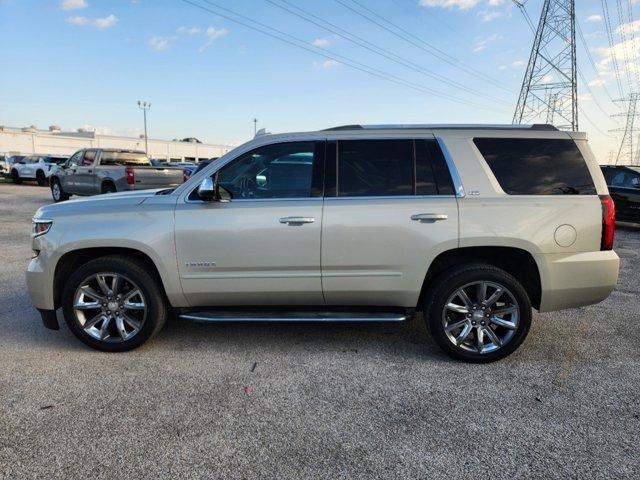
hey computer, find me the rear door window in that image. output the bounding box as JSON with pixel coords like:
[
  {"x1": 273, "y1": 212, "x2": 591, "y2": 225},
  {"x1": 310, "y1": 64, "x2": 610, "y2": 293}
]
[
  {"x1": 473, "y1": 138, "x2": 596, "y2": 195},
  {"x1": 337, "y1": 139, "x2": 414, "y2": 197}
]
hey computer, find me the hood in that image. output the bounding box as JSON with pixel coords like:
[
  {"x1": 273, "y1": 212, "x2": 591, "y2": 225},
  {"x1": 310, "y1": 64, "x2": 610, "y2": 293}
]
[{"x1": 34, "y1": 189, "x2": 169, "y2": 219}]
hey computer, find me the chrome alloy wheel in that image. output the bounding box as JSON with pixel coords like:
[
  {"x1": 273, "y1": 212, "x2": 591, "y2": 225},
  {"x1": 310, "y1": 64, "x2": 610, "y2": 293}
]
[
  {"x1": 442, "y1": 281, "x2": 519, "y2": 354},
  {"x1": 73, "y1": 272, "x2": 147, "y2": 343},
  {"x1": 51, "y1": 182, "x2": 61, "y2": 201}
]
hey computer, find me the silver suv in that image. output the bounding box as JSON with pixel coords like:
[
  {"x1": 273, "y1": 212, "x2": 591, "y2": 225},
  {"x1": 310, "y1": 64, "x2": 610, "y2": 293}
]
[{"x1": 26, "y1": 125, "x2": 620, "y2": 362}]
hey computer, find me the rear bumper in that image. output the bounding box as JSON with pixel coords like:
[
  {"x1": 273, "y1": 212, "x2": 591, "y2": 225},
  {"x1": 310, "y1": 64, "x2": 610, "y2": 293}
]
[{"x1": 535, "y1": 250, "x2": 620, "y2": 312}]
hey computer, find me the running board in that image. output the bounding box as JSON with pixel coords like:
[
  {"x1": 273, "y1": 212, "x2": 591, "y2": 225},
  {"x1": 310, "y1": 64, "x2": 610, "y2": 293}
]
[{"x1": 179, "y1": 310, "x2": 411, "y2": 323}]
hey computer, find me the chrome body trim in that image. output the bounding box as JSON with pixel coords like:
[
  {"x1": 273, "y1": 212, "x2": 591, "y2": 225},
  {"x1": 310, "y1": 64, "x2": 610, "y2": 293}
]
[
  {"x1": 180, "y1": 312, "x2": 410, "y2": 323},
  {"x1": 435, "y1": 136, "x2": 466, "y2": 198}
]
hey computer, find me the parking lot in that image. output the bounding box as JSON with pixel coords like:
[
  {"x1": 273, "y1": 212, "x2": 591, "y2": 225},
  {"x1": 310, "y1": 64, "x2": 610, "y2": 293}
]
[{"x1": 0, "y1": 181, "x2": 638, "y2": 479}]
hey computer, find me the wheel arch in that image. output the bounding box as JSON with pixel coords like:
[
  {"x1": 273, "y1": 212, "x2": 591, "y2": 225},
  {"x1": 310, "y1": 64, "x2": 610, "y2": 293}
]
[
  {"x1": 101, "y1": 179, "x2": 117, "y2": 193},
  {"x1": 53, "y1": 247, "x2": 170, "y2": 309},
  {"x1": 418, "y1": 246, "x2": 542, "y2": 310}
]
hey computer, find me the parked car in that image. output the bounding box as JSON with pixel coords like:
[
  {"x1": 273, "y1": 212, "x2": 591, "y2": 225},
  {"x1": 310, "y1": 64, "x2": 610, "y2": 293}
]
[
  {"x1": 9, "y1": 154, "x2": 69, "y2": 186},
  {"x1": 27, "y1": 124, "x2": 619, "y2": 362},
  {"x1": 48, "y1": 148, "x2": 184, "y2": 202},
  {"x1": 601, "y1": 165, "x2": 640, "y2": 226},
  {"x1": 1, "y1": 155, "x2": 24, "y2": 178},
  {"x1": 183, "y1": 158, "x2": 213, "y2": 182}
]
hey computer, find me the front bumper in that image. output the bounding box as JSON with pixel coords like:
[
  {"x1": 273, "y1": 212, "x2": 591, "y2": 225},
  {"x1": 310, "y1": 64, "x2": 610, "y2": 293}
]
[
  {"x1": 535, "y1": 250, "x2": 620, "y2": 312},
  {"x1": 26, "y1": 254, "x2": 56, "y2": 310}
]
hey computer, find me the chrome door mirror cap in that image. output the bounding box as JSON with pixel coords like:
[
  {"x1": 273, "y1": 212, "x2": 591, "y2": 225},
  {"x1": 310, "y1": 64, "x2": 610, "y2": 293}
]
[{"x1": 198, "y1": 177, "x2": 216, "y2": 201}]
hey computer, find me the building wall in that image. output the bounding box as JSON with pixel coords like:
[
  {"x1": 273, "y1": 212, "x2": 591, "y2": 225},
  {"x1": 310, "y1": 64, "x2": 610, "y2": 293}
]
[{"x1": 0, "y1": 129, "x2": 234, "y2": 161}]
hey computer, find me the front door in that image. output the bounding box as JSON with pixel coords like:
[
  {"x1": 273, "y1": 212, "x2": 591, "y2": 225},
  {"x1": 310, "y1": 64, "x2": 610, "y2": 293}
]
[
  {"x1": 174, "y1": 141, "x2": 325, "y2": 306},
  {"x1": 74, "y1": 149, "x2": 97, "y2": 194},
  {"x1": 321, "y1": 137, "x2": 460, "y2": 307},
  {"x1": 60, "y1": 150, "x2": 83, "y2": 191}
]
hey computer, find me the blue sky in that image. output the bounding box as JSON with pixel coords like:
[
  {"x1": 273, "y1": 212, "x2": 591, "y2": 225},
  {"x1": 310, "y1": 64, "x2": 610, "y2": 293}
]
[{"x1": 0, "y1": 0, "x2": 632, "y2": 160}]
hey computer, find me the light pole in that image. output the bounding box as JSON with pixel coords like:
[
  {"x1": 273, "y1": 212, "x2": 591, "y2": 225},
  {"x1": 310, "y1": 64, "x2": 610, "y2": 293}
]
[
  {"x1": 137, "y1": 101, "x2": 151, "y2": 155},
  {"x1": 253, "y1": 118, "x2": 258, "y2": 136}
]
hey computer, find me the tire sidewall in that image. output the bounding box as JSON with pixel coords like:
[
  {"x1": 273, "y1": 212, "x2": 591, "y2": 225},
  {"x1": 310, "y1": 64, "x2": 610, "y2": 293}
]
[
  {"x1": 62, "y1": 257, "x2": 165, "y2": 352},
  {"x1": 36, "y1": 170, "x2": 46, "y2": 186},
  {"x1": 425, "y1": 265, "x2": 532, "y2": 363}
]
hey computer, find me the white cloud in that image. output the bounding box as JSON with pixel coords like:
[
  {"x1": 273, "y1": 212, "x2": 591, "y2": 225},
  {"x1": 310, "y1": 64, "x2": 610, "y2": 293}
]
[
  {"x1": 588, "y1": 77, "x2": 606, "y2": 87},
  {"x1": 419, "y1": 0, "x2": 480, "y2": 9},
  {"x1": 314, "y1": 59, "x2": 340, "y2": 69},
  {"x1": 541, "y1": 74, "x2": 554, "y2": 84},
  {"x1": 148, "y1": 36, "x2": 169, "y2": 51},
  {"x1": 312, "y1": 38, "x2": 329, "y2": 47},
  {"x1": 61, "y1": 0, "x2": 87, "y2": 10},
  {"x1": 178, "y1": 26, "x2": 202, "y2": 35},
  {"x1": 512, "y1": 60, "x2": 526, "y2": 67},
  {"x1": 578, "y1": 93, "x2": 593, "y2": 102},
  {"x1": 472, "y1": 33, "x2": 501, "y2": 52},
  {"x1": 617, "y1": 20, "x2": 640, "y2": 35},
  {"x1": 199, "y1": 27, "x2": 229, "y2": 52},
  {"x1": 67, "y1": 14, "x2": 117, "y2": 28},
  {"x1": 586, "y1": 14, "x2": 602, "y2": 22},
  {"x1": 488, "y1": 0, "x2": 506, "y2": 5},
  {"x1": 477, "y1": 10, "x2": 503, "y2": 21},
  {"x1": 498, "y1": 64, "x2": 507, "y2": 70}
]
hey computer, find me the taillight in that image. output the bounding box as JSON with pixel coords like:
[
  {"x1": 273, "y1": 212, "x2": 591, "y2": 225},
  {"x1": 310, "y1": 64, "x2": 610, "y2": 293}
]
[
  {"x1": 600, "y1": 194, "x2": 615, "y2": 251},
  {"x1": 125, "y1": 167, "x2": 135, "y2": 185}
]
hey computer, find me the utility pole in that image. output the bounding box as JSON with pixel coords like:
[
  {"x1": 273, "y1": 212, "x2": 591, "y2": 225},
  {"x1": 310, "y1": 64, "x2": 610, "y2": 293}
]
[
  {"x1": 137, "y1": 101, "x2": 151, "y2": 155},
  {"x1": 610, "y1": 93, "x2": 640, "y2": 166},
  {"x1": 513, "y1": 0, "x2": 577, "y2": 131},
  {"x1": 253, "y1": 118, "x2": 258, "y2": 136}
]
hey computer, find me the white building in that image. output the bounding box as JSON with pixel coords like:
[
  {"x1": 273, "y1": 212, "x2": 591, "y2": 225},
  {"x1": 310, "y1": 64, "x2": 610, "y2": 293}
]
[{"x1": 0, "y1": 125, "x2": 235, "y2": 162}]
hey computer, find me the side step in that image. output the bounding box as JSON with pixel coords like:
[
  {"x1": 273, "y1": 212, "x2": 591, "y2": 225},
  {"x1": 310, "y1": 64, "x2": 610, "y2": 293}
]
[{"x1": 179, "y1": 310, "x2": 411, "y2": 323}]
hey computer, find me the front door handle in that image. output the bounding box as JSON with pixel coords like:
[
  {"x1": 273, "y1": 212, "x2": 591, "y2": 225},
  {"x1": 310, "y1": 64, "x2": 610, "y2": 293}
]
[
  {"x1": 279, "y1": 216, "x2": 315, "y2": 225},
  {"x1": 411, "y1": 213, "x2": 448, "y2": 222}
]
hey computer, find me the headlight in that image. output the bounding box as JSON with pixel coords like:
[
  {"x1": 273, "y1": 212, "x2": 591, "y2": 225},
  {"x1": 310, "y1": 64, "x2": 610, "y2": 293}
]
[{"x1": 32, "y1": 218, "x2": 53, "y2": 237}]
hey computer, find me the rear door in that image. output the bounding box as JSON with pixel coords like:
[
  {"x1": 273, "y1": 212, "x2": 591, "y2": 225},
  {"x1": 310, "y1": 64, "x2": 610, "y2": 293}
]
[{"x1": 321, "y1": 137, "x2": 460, "y2": 307}]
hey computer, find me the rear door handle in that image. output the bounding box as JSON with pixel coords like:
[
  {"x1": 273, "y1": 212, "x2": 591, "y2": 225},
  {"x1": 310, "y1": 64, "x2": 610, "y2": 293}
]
[
  {"x1": 279, "y1": 216, "x2": 315, "y2": 225},
  {"x1": 411, "y1": 213, "x2": 448, "y2": 222}
]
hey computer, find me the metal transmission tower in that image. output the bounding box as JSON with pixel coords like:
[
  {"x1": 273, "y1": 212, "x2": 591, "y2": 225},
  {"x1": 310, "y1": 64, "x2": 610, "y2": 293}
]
[
  {"x1": 513, "y1": 0, "x2": 577, "y2": 131},
  {"x1": 611, "y1": 93, "x2": 640, "y2": 166}
]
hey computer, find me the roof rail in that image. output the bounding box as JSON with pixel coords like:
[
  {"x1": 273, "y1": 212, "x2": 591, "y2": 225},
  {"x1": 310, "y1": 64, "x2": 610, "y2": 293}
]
[{"x1": 323, "y1": 124, "x2": 559, "y2": 132}]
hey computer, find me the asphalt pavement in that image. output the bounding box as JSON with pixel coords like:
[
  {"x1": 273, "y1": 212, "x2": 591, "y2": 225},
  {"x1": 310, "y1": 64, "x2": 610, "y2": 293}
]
[{"x1": 1, "y1": 181, "x2": 638, "y2": 479}]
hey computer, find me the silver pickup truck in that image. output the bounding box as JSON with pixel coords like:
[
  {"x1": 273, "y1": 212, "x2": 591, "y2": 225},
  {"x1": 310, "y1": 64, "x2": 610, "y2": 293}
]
[{"x1": 48, "y1": 148, "x2": 183, "y2": 202}]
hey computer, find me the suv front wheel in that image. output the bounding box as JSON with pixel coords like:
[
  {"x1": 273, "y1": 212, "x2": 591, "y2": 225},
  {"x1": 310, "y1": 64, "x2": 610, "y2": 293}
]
[
  {"x1": 424, "y1": 264, "x2": 532, "y2": 363},
  {"x1": 62, "y1": 255, "x2": 169, "y2": 351}
]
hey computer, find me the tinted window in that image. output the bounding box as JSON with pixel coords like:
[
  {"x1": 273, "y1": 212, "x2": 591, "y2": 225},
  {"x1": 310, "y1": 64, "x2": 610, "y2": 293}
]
[
  {"x1": 415, "y1": 140, "x2": 455, "y2": 195},
  {"x1": 338, "y1": 140, "x2": 413, "y2": 196},
  {"x1": 610, "y1": 169, "x2": 640, "y2": 188},
  {"x1": 100, "y1": 151, "x2": 150, "y2": 166},
  {"x1": 217, "y1": 142, "x2": 318, "y2": 199},
  {"x1": 82, "y1": 150, "x2": 96, "y2": 166},
  {"x1": 473, "y1": 138, "x2": 596, "y2": 195}
]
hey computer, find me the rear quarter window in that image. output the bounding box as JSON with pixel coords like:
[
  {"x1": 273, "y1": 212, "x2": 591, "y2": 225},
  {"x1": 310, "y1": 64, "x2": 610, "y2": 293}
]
[{"x1": 473, "y1": 138, "x2": 596, "y2": 195}]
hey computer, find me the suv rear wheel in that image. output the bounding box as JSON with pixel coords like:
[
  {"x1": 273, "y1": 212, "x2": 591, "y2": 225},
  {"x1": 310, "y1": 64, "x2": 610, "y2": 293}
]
[
  {"x1": 11, "y1": 169, "x2": 22, "y2": 184},
  {"x1": 424, "y1": 263, "x2": 532, "y2": 363},
  {"x1": 36, "y1": 170, "x2": 47, "y2": 186},
  {"x1": 61, "y1": 255, "x2": 169, "y2": 352}
]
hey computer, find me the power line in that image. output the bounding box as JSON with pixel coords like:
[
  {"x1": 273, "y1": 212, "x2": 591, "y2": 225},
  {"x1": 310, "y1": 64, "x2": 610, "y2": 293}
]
[
  {"x1": 575, "y1": 20, "x2": 617, "y2": 103},
  {"x1": 614, "y1": 0, "x2": 635, "y2": 91},
  {"x1": 179, "y1": 0, "x2": 507, "y2": 113},
  {"x1": 601, "y1": 0, "x2": 626, "y2": 97},
  {"x1": 333, "y1": 0, "x2": 512, "y2": 92},
  {"x1": 264, "y1": 0, "x2": 511, "y2": 106}
]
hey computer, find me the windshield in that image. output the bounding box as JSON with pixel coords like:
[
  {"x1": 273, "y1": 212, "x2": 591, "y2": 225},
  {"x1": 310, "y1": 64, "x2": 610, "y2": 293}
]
[{"x1": 100, "y1": 151, "x2": 150, "y2": 166}]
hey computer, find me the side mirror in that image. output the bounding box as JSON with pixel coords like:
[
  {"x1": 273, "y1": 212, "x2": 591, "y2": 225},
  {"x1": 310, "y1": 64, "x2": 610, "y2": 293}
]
[{"x1": 198, "y1": 176, "x2": 216, "y2": 201}]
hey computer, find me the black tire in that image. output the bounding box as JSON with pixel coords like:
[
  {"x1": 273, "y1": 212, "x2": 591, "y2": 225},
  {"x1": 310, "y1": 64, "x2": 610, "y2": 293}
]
[
  {"x1": 423, "y1": 263, "x2": 532, "y2": 363},
  {"x1": 11, "y1": 170, "x2": 22, "y2": 184},
  {"x1": 101, "y1": 182, "x2": 116, "y2": 194},
  {"x1": 36, "y1": 170, "x2": 47, "y2": 186},
  {"x1": 61, "y1": 255, "x2": 169, "y2": 352},
  {"x1": 50, "y1": 178, "x2": 69, "y2": 202}
]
